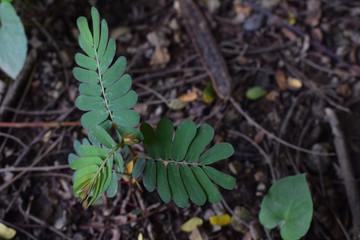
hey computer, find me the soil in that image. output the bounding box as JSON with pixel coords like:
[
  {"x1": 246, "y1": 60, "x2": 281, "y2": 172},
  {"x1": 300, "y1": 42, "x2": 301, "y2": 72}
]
[{"x1": 1, "y1": 0, "x2": 360, "y2": 239}]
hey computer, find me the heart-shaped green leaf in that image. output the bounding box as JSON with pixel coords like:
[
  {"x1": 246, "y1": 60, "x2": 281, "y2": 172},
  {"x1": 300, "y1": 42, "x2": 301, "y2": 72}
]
[{"x1": 259, "y1": 174, "x2": 313, "y2": 240}]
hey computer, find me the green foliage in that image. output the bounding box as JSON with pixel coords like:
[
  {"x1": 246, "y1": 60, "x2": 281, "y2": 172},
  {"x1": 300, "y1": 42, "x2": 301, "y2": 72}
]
[
  {"x1": 69, "y1": 7, "x2": 235, "y2": 209},
  {"x1": 259, "y1": 174, "x2": 313, "y2": 240},
  {"x1": 0, "y1": 2, "x2": 27, "y2": 79},
  {"x1": 135, "y1": 119, "x2": 235, "y2": 207},
  {"x1": 245, "y1": 86, "x2": 267, "y2": 100}
]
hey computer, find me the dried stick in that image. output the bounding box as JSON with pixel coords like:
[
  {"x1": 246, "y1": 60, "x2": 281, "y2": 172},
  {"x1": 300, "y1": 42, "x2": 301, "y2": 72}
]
[
  {"x1": 0, "y1": 165, "x2": 69, "y2": 173},
  {"x1": 0, "y1": 121, "x2": 81, "y2": 128},
  {"x1": 325, "y1": 108, "x2": 360, "y2": 240}
]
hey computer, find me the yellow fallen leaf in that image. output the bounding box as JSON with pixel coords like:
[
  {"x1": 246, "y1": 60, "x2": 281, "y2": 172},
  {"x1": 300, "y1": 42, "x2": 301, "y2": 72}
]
[
  {"x1": 137, "y1": 232, "x2": 144, "y2": 240},
  {"x1": 288, "y1": 12, "x2": 296, "y2": 25},
  {"x1": 123, "y1": 160, "x2": 135, "y2": 183},
  {"x1": 178, "y1": 91, "x2": 198, "y2": 102},
  {"x1": 209, "y1": 214, "x2": 231, "y2": 226},
  {"x1": 181, "y1": 217, "x2": 203, "y2": 232},
  {"x1": 287, "y1": 77, "x2": 303, "y2": 89},
  {"x1": 0, "y1": 223, "x2": 16, "y2": 240}
]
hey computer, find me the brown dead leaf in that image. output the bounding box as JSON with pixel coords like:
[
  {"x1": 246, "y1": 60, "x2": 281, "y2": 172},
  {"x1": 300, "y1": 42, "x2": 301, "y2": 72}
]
[
  {"x1": 150, "y1": 45, "x2": 170, "y2": 66},
  {"x1": 178, "y1": 91, "x2": 198, "y2": 102},
  {"x1": 275, "y1": 69, "x2": 287, "y2": 91},
  {"x1": 287, "y1": 77, "x2": 303, "y2": 89}
]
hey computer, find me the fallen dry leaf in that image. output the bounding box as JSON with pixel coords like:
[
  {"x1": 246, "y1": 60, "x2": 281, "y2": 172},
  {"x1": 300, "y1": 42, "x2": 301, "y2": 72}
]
[
  {"x1": 287, "y1": 77, "x2": 303, "y2": 89},
  {"x1": 181, "y1": 217, "x2": 203, "y2": 232},
  {"x1": 275, "y1": 69, "x2": 287, "y2": 91},
  {"x1": 178, "y1": 91, "x2": 198, "y2": 102},
  {"x1": 150, "y1": 45, "x2": 170, "y2": 66}
]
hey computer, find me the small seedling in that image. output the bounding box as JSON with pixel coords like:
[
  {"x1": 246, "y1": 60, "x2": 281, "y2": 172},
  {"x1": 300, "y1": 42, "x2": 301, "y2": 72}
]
[
  {"x1": 259, "y1": 174, "x2": 313, "y2": 240},
  {"x1": 68, "y1": 7, "x2": 236, "y2": 209}
]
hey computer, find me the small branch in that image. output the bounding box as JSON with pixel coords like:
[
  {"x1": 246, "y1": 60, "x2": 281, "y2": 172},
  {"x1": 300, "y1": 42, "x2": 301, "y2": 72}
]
[
  {"x1": 0, "y1": 121, "x2": 81, "y2": 128},
  {"x1": 325, "y1": 108, "x2": 360, "y2": 240},
  {"x1": 0, "y1": 165, "x2": 69, "y2": 173}
]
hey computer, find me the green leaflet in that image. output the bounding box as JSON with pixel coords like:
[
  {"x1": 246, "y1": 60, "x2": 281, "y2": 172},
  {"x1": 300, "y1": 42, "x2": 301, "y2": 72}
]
[
  {"x1": 167, "y1": 163, "x2": 188, "y2": 208},
  {"x1": 73, "y1": 165, "x2": 99, "y2": 183},
  {"x1": 90, "y1": 125, "x2": 116, "y2": 148},
  {"x1": 70, "y1": 156, "x2": 103, "y2": 170},
  {"x1": 105, "y1": 74, "x2": 132, "y2": 100},
  {"x1": 143, "y1": 160, "x2": 156, "y2": 192},
  {"x1": 102, "y1": 56, "x2": 126, "y2": 87},
  {"x1": 140, "y1": 123, "x2": 158, "y2": 159},
  {"x1": 97, "y1": 19, "x2": 108, "y2": 61},
  {"x1": 112, "y1": 110, "x2": 140, "y2": 128},
  {"x1": 191, "y1": 166, "x2": 221, "y2": 203},
  {"x1": 156, "y1": 119, "x2": 173, "y2": 160},
  {"x1": 172, "y1": 120, "x2": 196, "y2": 162},
  {"x1": 78, "y1": 145, "x2": 107, "y2": 158},
  {"x1": 156, "y1": 162, "x2": 171, "y2": 203},
  {"x1": 75, "y1": 95, "x2": 105, "y2": 111},
  {"x1": 180, "y1": 165, "x2": 206, "y2": 206},
  {"x1": 107, "y1": 172, "x2": 118, "y2": 198},
  {"x1": 0, "y1": 2, "x2": 27, "y2": 79},
  {"x1": 132, "y1": 158, "x2": 146, "y2": 179},
  {"x1": 91, "y1": 8, "x2": 100, "y2": 49},
  {"x1": 81, "y1": 108, "x2": 109, "y2": 130},
  {"x1": 108, "y1": 90, "x2": 138, "y2": 112},
  {"x1": 79, "y1": 83, "x2": 102, "y2": 96},
  {"x1": 202, "y1": 166, "x2": 236, "y2": 190},
  {"x1": 73, "y1": 67, "x2": 99, "y2": 84},
  {"x1": 198, "y1": 142, "x2": 234, "y2": 165},
  {"x1": 77, "y1": 17, "x2": 93, "y2": 46},
  {"x1": 185, "y1": 124, "x2": 214, "y2": 163},
  {"x1": 114, "y1": 152, "x2": 124, "y2": 173},
  {"x1": 75, "y1": 53, "x2": 97, "y2": 70},
  {"x1": 99, "y1": 38, "x2": 116, "y2": 74}
]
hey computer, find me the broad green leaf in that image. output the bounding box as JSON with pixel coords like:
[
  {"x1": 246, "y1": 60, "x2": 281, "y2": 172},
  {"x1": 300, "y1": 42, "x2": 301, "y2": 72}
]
[
  {"x1": 75, "y1": 53, "x2": 97, "y2": 70},
  {"x1": 112, "y1": 110, "x2": 139, "y2": 128},
  {"x1": 105, "y1": 74, "x2": 132, "y2": 100},
  {"x1": 202, "y1": 166, "x2": 235, "y2": 190},
  {"x1": 91, "y1": 7, "x2": 100, "y2": 49},
  {"x1": 73, "y1": 67, "x2": 99, "y2": 84},
  {"x1": 172, "y1": 120, "x2": 196, "y2": 161},
  {"x1": 156, "y1": 119, "x2": 173, "y2": 160},
  {"x1": 68, "y1": 153, "x2": 78, "y2": 165},
  {"x1": 108, "y1": 90, "x2": 138, "y2": 112},
  {"x1": 156, "y1": 162, "x2": 171, "y2": 203},
  {"x1": 246, "y1": 86, "x2": 267, "y2": 100},
  {"x1": 90, "y1": 125, "x2": 116, "y2": 148},
  {"x1": 0, "y1": 2, "x2": 27, "y2": 79},
  {"x1": 70, "y1": 156, "x2": 103, "y2": 170},
  {"x1": 167, "y1": 163, "x2": 188, "y2": 207},
  {"x1": 143, "y1": 160, "x2": 156, "y2": 192},
  {"x1": 78, "y1": 145, "x2": 107, "y2": 158},
  {"x1": 106, "y1": 172, "x2": 118, "y2": 198},
  {"x1": 79, "y1": 83, "x2": 102, "y2": 96},
  {"x1": 97, "y1": 19, "x2": 108, "y2": 61},
  {"x1": 191, "y1": 166, "x2": 221, "y2": 203},
  {"x1": 78, "y1": 34, "x2": 95, "y2": 58},
  {"x1": 77, "y1": 17, "x2": 93, "y2": 46},
  {"x1": 81, "y1": 108, "x2": 109, "y2": 129},
  {"x1": 99, "y1": 38, "x2": 115, "y2": 74},
  {"x1": 75, "y1": 95, "x2": 105, "y2": 111},
  {"x1": 132, "y1": 158, "x2": 146, "y2": 179},
  {"x1": 73, "y1": 165, "x2": 99, "y2": 183},
  {"x1": 180, "y1": 165, "x2": 206, "y2": 206},
  {"x1": 198, "y1": 142, "x2": 234, "y2": 165},
  {"x1": 114, "y1": 152, "x2": 124, "y2": 173},
  {"x1": 185, "y1": 124, "x2": 214, "y2": 163},
  {"x1": 102, "y1": 56, "x2": 126, "y2": 87},
  {"x1": 259, "y1": 174, "x2": 313, "y2": 240},
  {"x1": 140, "y1": 123, "x2": 158, "y2": 158}
]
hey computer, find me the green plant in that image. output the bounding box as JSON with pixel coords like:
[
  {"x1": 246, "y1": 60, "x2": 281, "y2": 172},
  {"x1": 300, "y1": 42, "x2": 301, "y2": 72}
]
[
  {"x1": 259, "y1": 174, "x2": 313, "y2": 240},
  {"x1": 68, "y1": 7, "x2": 236, "y2": 209},
  {"x1": 0, "y1": 1, "x2": 27, "y2": 79}
]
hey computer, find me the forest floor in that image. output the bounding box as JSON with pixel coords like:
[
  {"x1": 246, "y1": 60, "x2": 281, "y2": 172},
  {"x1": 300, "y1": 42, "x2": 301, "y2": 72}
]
[{"x1": 1, "y1": 0, "x2": 360, "y2": 239}]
